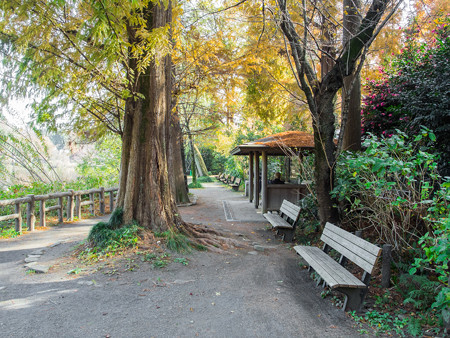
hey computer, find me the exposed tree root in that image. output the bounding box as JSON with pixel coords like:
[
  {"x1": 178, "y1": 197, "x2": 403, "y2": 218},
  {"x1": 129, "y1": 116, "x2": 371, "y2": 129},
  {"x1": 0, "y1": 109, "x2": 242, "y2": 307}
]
[{"x1": 181, "y1": 223, "x2": 247, "y2": 253}]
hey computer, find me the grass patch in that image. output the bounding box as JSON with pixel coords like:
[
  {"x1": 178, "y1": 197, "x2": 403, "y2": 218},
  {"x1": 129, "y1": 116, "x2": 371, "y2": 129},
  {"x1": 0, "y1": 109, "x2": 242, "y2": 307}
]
[
  {"x1": 0, "y1": 226, "x2": 21, "y2": 239},
  {"x1": 81, "y1": 208, "x2": 140, "y2": 260},
  {"x1": 188, "y1": 181, "x2": 203, "y2": 189},
  {"x1": 154, "y1": 228, "x2": 192, "y2": 253},
  {"x1": 196, "y1": 176, "x2": 213, "y2": 183}
]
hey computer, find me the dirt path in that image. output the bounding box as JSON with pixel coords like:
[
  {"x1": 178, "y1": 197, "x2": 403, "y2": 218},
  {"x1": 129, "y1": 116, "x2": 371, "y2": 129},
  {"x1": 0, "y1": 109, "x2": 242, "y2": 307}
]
[{"x1": 0, "y1": 182, "x2": 360, "y2": 337}]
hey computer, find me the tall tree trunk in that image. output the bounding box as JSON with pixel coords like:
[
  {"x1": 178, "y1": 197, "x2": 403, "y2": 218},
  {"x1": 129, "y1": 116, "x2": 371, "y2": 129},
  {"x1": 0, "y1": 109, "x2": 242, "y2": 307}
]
[
  {"x1": 342, "y1": 0, "x2": 362, "y2": 151},
  {"x1": 169, "y1": 110, "x2": 190, "y2": 204},
  {"x1": 116, "y1": 2, "x2": 181, "y2": 231},
  {"x1": 313, "y1": 95, "x2": 340, "y2": 225}
]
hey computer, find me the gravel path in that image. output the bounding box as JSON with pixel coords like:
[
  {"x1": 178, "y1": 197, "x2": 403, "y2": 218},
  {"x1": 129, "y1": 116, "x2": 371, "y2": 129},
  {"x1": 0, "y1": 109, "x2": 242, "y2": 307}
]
[{"x1": 0, "y1": 182, "x2": 360, "y2": 337}]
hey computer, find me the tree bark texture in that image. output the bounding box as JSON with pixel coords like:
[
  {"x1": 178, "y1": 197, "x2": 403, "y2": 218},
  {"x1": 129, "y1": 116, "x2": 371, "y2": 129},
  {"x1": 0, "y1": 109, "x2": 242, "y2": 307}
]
[
  {"x1": 342, "y1": 0, "x2": 362, "y2": 151},
  {"x1": 188, "y1": 131, "x2": 197, "y2": 184},
  {"x1": 169, "y1": 110, "x2": 190, "y2": 204},
  {"x1": 116, "y1": 2, "x2": 181, "y2": 231}
]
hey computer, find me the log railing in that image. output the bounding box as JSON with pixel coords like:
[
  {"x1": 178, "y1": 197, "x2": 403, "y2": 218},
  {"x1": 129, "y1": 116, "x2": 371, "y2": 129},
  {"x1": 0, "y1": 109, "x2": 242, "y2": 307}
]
[{"x1": 0, "y1": 187, "x2": 118, "y2": 233}]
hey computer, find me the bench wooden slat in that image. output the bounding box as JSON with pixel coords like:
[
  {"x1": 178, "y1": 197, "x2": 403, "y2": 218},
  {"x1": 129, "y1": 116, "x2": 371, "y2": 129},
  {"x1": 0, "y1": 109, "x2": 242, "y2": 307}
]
[
  {"x1": 325, "y1": 223, "x2": 381, "y2": 256},
  {"x1": 280, "y1": 201, "x2": 301, "y2": 221},
  {"x1": 230, "y1": 178, "x2": 241, "y2": 186},
  {"x1": 294, "y1": 222, "x2": 381, "y2": 312},
  {"x1": 294, "y1": 246, "x2": 366, "y2": 288},
  {"x1": 322, "y1": 229, "x2": 378, "y2": 267},
  {"x1": 279, "y1": 201, "x2": 301, "y2": 220},
  {"x1": 263, "y1": 213, "x2": 293, "y2": 229},
  {"x1": 321, "y1": 223, "x2": 381, "y2": 274}
]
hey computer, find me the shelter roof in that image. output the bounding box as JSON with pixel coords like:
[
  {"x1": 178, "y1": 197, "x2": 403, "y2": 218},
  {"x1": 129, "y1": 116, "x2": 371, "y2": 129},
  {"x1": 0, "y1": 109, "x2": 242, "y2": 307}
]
[{"x1": 230, "y1": 131, "x2": 314, "y2": 156}]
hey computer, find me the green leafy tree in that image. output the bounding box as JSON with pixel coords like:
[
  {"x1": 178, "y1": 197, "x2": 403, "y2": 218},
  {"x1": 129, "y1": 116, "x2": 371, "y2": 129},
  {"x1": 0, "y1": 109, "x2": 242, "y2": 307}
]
[
  {"x1": 362, "y1": 17, "x2": 450, "y2": 175},
  {"x1": 1, "y1": 1, "x2": 181, "y2": 230},
  {"x1": 273, "y1": 0, "x2": 401, "y2": 225}
]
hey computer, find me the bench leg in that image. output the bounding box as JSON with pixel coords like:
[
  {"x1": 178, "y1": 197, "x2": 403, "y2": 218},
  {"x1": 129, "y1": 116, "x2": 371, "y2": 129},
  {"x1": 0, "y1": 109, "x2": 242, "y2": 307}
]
[
  {"x1": 277, "y1": 228, "x2": 294, "y2": 242},
  {"x1": 335, "y1": 287, "x2": 367, "y2": 313}
]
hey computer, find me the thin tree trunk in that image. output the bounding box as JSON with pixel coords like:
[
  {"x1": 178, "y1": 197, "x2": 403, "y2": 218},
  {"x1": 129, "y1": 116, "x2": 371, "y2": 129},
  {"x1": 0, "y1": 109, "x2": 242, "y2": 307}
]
[
  {"x1": 342, "y1": 0, "x2": 362, "y2": 151},
  {"x1": 314, "y1": 96, "x2": 340, "y2": 225},
  {"x1": 169, "y1": 110, "x2": 190, "y2": 204},
  {"x1": 188, "y1": 132, "x2": 197, "y2": 185},
  {"x1": 194, "y1": 144, "x2": 208, "y2": 177}
]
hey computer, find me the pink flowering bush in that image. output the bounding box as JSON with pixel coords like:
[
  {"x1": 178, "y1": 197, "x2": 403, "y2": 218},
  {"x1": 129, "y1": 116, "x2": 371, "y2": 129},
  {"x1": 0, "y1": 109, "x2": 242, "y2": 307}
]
[{"x1": 362, "y1": 17, "x2": 450, "y2": 175}]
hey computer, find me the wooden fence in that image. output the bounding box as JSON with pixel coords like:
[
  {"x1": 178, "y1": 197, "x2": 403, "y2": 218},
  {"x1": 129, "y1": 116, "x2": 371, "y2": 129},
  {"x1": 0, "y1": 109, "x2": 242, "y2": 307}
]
[{"x1": 0, "y1": 187, "x2": 118, "y2": 233}]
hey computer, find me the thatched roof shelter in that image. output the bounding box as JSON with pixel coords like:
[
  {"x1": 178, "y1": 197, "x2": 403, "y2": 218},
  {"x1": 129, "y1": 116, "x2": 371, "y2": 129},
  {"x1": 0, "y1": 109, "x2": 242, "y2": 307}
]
[
  {"x1": 230, "y1": 131, "x2": 313, "y2": 213},
  {"x1": 230, "y1": 131, "x2": 314, "y2": 156}
]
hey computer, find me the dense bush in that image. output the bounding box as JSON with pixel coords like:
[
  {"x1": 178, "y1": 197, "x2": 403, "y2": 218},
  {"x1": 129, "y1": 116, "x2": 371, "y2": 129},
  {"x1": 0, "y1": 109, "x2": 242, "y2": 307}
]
[
  {"x1": 362, "y1": 17, "x2": 450, "y2": 175},
  {"x1": 333, "y1": 129, "x2": 449, "y2": 314},
  {"x1": 333, "y1": 129, "x2": 445, "y2": 250}
]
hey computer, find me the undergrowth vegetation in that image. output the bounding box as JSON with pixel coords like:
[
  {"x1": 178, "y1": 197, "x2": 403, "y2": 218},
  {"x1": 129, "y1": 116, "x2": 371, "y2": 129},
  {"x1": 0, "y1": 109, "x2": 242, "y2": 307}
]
[{"x1": 81, "y1": 208, "x2": 140, "y2": 260}]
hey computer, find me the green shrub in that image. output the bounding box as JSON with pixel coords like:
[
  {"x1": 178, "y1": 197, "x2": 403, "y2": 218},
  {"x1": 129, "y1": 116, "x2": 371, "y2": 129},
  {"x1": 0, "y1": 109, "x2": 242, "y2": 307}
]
[
  {"x1": 87, "y1": 208, "x2": 140, "y2": 254},
  {"x1": 332, "y1": 128, "x2": 443, "y2": 250},
  {"x1": 197, "y1": 176, "x2": 213, "y2": 183},
  {"x1": 396, "y1": 274, "x2": 442, "y2": 311},
  {"x1": 188, "y1": 181, "x2": 203, "y2": 189},
  {"x1": 154, "y1": 228, "x2": 192, "y2": 253}
]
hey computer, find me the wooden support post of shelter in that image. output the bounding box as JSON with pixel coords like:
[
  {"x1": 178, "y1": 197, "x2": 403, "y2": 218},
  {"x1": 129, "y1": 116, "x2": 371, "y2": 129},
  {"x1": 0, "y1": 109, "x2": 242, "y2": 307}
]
[
  {"x1": 261, "y1": 150, "x2": 268, "y2": 213},
  {"x1": 230, "y1": 131, "x2": 315, "y2": 212},
  {"x1": 254, "y1": 152, "x2": 260, "y2": 209},
  {"x1": 249, "y1": 152, "x2": 254, "y2": 203}
]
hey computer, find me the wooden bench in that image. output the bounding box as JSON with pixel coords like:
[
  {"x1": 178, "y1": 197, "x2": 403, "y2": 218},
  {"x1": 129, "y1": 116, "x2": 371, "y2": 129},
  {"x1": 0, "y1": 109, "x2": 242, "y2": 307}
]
[
  {"x1": 294, "y1": 222, "x2": 381, "y2": 312},
  {"x1": 220, "y1": 174, "x2": 229, "y2": 183},
  {"x1": 230, "y1": 178, "x2": 241, "y2": 191},
  {"x1": 263, "y1": 200, "x2": 301, "y2": 242}
]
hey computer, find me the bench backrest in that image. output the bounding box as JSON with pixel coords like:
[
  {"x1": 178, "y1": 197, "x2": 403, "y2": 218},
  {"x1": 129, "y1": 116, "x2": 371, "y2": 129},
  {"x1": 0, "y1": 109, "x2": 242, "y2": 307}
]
[
  {"x1": 321, "y1": 222, "x2": 381, "y2": 274},
  {"x1": 229, "y1": 176, "x2": 235, "y2": 183},
  {"x1": 234, "y1": 178, "x2": 241, "y2": 186},
  {"x1": 280, "y1": 200, "x2": 301, "y2": 223}
]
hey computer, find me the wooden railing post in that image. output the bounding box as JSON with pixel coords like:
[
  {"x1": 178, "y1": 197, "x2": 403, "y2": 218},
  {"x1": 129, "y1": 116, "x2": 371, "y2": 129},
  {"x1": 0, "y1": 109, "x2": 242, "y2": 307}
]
[
  {"x1": 109, "y1": 191, "x2": 115, "y2": 212},
  {"x1": 100, "y1": 187, "x2": 105, "y2": 214},
  {"x1": 75, "y1": 194, "x2": 82, "y2": 219},
  {"x1": 58, "y1": 197, "x2": 64, "y2": 223},
  {"x1": 15, "y1": 202, "x2": 22, "y2": 233},
  {"x1": 67, "y1": 190, "x2": 74, "y2": 221},
  {"x1": 26, "y1": 194, "x2": 35, "y2": 231},
  {"x1": 39, "y1": 200, "x2": 46, "y2": 227},
  {"x1": 89, "y1": 192, "x2": 95, "y2": 215}
]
